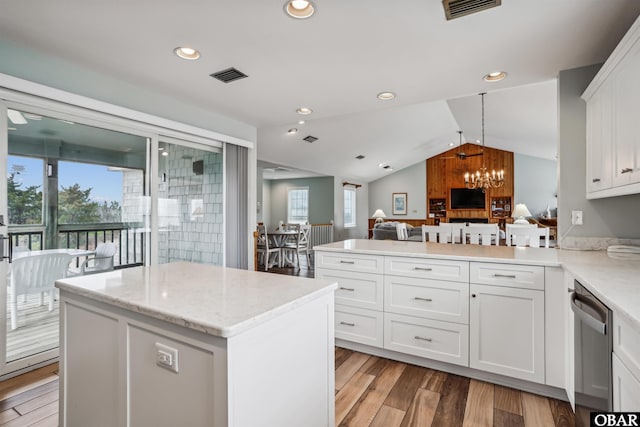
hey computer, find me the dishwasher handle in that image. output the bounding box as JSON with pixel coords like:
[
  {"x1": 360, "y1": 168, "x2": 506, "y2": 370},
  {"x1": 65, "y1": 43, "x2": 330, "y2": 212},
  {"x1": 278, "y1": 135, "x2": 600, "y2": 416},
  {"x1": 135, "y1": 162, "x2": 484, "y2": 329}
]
[{"x1": 570, "y1": 292, "x2": 607, "y2": 335}]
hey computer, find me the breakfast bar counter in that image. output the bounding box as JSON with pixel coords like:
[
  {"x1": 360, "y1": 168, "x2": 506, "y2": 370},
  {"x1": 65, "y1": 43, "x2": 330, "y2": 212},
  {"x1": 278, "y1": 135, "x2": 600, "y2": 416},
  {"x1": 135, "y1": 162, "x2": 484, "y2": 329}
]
[{"x1": 56, "y1": 262, "x2": 338, "y2": 427}]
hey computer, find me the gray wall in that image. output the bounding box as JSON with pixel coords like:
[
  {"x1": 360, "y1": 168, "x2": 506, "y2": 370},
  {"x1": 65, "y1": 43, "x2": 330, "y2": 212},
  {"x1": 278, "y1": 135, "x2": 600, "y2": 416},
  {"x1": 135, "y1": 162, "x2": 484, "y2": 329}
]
[
  {"x1": 558, "y1": 65, "x2": 640, "y2": 240},
  {"x1": 368, "y1": 161, "x2": 426, "y2": 220},
  {"x1": 267, "y1": 177, "x2": 334, "y2": 229},
  {"x1": 0, "y1": 40, "x2": 256, "y2": 143},
  {"x1": 514, "y1": 153, "x2": 557, "y2": 218}
]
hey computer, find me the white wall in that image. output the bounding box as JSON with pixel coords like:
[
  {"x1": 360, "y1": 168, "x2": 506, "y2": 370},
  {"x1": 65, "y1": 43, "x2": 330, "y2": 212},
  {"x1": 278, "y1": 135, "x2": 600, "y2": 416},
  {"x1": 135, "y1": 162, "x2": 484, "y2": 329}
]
[
  {"x1": 514, "y1": 153, "x2": 557, "y2": 217},
  {"x1": 368, "y1": 161, "x2": 426, "y2": 220},
  {"x1": 558, "y1": 65, "x2": 640, "y2": 240}
]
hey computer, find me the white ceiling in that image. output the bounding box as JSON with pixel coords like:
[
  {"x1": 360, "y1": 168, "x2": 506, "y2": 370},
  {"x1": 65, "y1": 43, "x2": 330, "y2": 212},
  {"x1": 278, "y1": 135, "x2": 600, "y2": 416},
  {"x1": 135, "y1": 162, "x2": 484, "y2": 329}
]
[{"x1": 2, "y1": 1, "x2": 639, "y2": 182}]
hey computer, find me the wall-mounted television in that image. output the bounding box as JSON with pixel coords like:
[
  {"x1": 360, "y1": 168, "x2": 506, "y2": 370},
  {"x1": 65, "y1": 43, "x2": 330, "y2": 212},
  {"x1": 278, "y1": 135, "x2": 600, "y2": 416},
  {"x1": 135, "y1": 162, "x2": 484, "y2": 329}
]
[{"x1": 450, "y1": 188, "x2": 485, "y2": 209}]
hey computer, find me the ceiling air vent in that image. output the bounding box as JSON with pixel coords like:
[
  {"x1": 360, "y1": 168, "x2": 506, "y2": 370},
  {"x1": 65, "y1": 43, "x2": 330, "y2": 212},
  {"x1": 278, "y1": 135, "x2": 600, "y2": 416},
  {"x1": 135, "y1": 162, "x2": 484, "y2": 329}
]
[
  {"x1": 210, "y1": 67, "x2": 248, "y2": 83},
  {"x1": 302, "y1": 135, "x2": 318, "y2": 143},
  {"x1": 442, "y1": 0, "x2": 501, "y2": 20}
]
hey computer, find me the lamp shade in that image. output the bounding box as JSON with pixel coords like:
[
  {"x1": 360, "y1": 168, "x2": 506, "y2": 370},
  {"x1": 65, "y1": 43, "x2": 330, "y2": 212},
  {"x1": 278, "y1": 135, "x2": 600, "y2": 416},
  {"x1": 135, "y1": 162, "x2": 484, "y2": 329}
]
[
  {"x1": 512, "y1": 203, "x2": 532, "y2": 224},
  {"x1": 372, "y1": 209, "x2": 386, "y2": 223}
]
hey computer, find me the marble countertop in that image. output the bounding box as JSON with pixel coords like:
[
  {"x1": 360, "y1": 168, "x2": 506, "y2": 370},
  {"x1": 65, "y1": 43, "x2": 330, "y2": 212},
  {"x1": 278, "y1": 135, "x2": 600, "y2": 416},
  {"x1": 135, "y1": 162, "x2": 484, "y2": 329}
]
[
  {"x1": 314, "y1": 239, "x2": 640, "y2": 330},
  {"x1": 55, "y1": 262, "x2": 338, "y2": 338},
  {"x1": 314, "y1": 239, "x2": 562, "y2": 267}
]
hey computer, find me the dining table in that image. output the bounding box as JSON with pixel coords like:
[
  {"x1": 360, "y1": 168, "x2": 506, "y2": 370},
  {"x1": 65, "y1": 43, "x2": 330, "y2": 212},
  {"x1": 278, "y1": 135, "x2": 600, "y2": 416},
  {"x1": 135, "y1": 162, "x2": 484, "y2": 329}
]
[{"x1": 268, "y1": 229, "x2": 298, "y2": 267}]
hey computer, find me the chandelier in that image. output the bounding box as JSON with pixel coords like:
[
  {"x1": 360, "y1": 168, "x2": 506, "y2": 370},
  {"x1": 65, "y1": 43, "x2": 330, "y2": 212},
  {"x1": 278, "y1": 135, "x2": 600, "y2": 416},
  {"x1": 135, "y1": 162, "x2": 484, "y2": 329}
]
[{"x1": 464, "y1": 92, "x2": 504, "y2": 190}]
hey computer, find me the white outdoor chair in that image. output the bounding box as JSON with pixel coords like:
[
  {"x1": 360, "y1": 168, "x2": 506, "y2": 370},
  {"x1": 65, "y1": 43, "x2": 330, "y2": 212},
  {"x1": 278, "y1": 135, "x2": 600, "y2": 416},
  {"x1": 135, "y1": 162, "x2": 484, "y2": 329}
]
[
  {"x1": 80, "y1": 242, "x2": 117, "y2": 275},
  {"x1": 463, "y1": 224, "x2": 500, "y2": 246},
  {"x1": 506, "y1": 224, "x2": 550, "y2": 248},
  {"x1": 9, "y1": 252, "x2": 74, "y2": 330},
  {"x1": 421, "y1": 225, "x2": 451, "y2": 243},
  {"x1": 396, "y1": 223, "x2": 409, "y2": 240},
  {"x1": 256, "y1": 225, "x2": 280, "y2": 271}
]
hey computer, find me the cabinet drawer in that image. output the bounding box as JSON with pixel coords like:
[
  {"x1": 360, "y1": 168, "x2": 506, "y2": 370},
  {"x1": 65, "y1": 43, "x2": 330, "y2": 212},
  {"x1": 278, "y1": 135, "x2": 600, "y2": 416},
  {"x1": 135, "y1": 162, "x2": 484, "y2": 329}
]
[
  {"x1": 470, "y1": 262, "x2": 544, "y2": 290},
  {"x1": 316, "y1": 268, "x2": 383, "y2": 311},
  {"x1": 384, "y1": 276, "x2": 469, "y2": 324},
  {"x1": 385, "y1": 257, "x2": 469, "y2": 283},
  {"x1": 315, "y1": 251, "x2": 383, "y2": 274},
  {"x1": 614, "y1": 313, "x2": 640, "y2": 382},
  {"x1": 383, "y1": 312, "x2": 469, "y2": 366},
  {"x1": 335, "y1": 305, "x2": 383, "y2": 348}
]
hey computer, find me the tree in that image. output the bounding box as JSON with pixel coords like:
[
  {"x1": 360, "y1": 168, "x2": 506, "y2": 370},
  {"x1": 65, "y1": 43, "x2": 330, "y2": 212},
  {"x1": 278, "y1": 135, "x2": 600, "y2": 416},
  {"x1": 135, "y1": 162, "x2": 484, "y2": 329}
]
[
  {"x1": 8, "y1": 173, "x2": 42, "y2": 224},
  {"x1": 98, "y1": 200, "x2": 122, "y2": 223},
  {"x1": 58, "y1": 184, "x2": 100, "y2": 224}
]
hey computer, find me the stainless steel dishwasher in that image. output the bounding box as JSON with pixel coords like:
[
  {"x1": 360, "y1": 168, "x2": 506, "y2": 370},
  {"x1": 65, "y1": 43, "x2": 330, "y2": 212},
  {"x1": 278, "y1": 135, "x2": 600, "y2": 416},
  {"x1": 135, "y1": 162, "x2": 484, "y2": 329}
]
[{"x1": 571, "y1": 280, "x2": 613, "y2": 427}]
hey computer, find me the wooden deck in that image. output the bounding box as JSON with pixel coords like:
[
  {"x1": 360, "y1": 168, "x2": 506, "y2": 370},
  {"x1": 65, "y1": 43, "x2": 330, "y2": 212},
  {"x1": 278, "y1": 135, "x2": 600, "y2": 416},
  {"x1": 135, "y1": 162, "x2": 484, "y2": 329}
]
[{"x1": 6, "y1": 295, "x2": 59, "y2": 363}]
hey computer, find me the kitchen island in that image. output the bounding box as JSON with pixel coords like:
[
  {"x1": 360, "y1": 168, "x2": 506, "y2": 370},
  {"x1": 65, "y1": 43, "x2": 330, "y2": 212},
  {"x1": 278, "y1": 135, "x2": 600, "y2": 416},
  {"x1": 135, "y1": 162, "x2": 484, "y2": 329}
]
[{"x1": 56, "y1": 262, "x2": 338, "y2": 427}]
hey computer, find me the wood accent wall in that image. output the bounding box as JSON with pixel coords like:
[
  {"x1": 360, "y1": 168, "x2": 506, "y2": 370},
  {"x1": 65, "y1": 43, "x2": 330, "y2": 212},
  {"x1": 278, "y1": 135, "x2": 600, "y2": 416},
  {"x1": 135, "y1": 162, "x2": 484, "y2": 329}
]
[{"x1": 426, "y1": 143, "x2": 514, "y2": 224}]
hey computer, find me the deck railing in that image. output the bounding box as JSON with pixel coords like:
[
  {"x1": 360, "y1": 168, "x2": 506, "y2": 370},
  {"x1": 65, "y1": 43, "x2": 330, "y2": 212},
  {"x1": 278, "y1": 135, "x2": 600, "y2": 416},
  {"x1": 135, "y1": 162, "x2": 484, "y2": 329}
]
[{"x1": 9, "y1": 224, "x2": 145, "y2": 268}]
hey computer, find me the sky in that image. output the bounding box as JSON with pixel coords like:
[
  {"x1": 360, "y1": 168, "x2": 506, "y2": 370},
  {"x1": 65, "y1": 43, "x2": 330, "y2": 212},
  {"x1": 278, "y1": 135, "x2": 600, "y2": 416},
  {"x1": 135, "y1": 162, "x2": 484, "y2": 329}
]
[{"x1": 8, "y1": 156, "x2": 123, "y2": 204}]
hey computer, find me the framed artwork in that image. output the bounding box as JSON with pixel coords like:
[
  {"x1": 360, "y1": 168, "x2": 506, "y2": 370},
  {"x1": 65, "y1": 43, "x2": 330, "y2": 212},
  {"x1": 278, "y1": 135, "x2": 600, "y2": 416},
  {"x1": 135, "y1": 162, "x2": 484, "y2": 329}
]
[{"x1": 392, "y1": 192, "x2": 407, "y2": 215}]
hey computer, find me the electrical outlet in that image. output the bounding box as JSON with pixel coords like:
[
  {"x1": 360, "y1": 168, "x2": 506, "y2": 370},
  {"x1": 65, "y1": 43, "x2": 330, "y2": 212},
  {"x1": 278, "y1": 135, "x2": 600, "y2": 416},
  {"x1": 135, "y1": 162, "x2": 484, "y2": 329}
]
[
  {"x1": 571, "y1": 210, "x2": 583, "y2": 225},
  {"x1": 155, "y1": 342, "x2": 179, "y2": 373}
]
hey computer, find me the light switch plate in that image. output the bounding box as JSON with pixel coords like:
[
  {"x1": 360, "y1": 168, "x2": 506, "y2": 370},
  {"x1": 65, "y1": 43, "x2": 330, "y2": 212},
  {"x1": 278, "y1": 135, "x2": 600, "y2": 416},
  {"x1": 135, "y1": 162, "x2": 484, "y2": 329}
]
[{"x1": 155, "y1": 342, "x2": 179, "y2": 373}]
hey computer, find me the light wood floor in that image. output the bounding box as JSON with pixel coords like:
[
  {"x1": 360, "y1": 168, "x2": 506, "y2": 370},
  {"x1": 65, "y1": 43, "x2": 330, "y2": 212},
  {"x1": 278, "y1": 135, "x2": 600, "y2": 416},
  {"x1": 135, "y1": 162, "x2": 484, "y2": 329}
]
[
  {"x1": 336, "y1": 347, "x2": 574, "y2": 427},
  {"x1": 0, "y1": 348, "x2": 574, "y2": 427},
  {"x1": 6, "y1": 295, "x2": 59, "y2": 363}
]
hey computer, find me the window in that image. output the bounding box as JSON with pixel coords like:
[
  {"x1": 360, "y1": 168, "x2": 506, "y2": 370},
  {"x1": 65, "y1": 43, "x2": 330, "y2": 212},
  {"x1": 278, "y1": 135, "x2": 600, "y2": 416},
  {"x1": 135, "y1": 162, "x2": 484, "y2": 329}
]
[
  {"x1": 344, "y1": 186, "x2": 356, "y2": 228},
  {"x1": 287, "y1": 187, "x2": 309, "y2": 224}
]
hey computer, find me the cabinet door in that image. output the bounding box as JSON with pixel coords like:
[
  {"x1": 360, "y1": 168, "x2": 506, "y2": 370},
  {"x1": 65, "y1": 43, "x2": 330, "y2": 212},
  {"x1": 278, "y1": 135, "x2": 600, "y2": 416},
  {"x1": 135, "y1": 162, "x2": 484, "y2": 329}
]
[
  {"x1": 469, "y1": 284, "x2": 545, "y2": 383},
  {"x1": 613, "y1": 353, "x2": 640, "y2": 411},
  {"x1": 586, "y1": 83, "x2": 613, "y2": 193},
  {"x1": 613, "y1": 40, "x2": 640, "y2": 187}
]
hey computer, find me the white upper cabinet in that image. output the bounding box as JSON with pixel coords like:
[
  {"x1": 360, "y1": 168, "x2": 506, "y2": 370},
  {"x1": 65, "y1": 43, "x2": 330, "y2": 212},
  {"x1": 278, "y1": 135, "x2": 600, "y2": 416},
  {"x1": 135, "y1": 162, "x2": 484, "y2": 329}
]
[{"x1": 583, "y1": 15, "x2": 640, "y2": 199}]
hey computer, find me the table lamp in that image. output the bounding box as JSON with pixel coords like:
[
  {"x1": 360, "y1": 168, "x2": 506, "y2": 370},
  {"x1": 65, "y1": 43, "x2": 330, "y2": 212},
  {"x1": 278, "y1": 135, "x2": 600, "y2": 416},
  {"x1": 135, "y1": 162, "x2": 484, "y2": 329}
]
[
  {"x1": 372, "y1": 209, "x2": 386, "y2": 224},
  {"x1": 512, "y1": 203, "x2": 532, "y2": 224}
]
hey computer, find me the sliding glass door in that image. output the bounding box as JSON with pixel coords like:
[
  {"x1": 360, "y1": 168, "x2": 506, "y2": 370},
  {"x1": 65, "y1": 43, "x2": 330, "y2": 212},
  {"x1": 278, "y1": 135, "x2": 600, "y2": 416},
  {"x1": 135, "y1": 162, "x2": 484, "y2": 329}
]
[
  {"x1": 0, "y1": 101, "x2": 149, "y2": 375},
  {"x1": 156, "y1": 138, "x2": 224, "y2": 265}
]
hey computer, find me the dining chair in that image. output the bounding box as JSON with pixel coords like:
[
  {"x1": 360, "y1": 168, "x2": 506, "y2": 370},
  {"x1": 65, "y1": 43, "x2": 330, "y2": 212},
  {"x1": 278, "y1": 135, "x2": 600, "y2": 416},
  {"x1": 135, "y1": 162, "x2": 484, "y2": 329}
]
[
  {"x1": 256, "y1": 225, "x2": 280, "y2": 271},
  {"x1": 282, "y1": 224, "x2": 311, "y2": 268},
  {"x1": 506, "y1": 224, "x2": 550, "y2": 248},
  {"x1": 464, "y1": 224, "x2": 500, "y2": 246},
  {"x1": 80, "y1": 242, "x2": 118, "y2": 275},
  {"x1": 9, "y1": 252, "x2": 74, "y2": 330},
  {"x1": 421, "y1": 225, "x2": 451, "y2": 243},
  {"x1": 396, "y1": 223, "x2": 409, "y2": 240}
]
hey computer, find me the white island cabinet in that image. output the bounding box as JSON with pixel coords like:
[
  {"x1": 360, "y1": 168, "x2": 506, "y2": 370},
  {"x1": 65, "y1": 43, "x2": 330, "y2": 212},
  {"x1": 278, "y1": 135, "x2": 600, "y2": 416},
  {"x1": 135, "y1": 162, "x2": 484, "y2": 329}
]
[{"x1": 56, "y1": 262, "x2": 338, "y2": 427}]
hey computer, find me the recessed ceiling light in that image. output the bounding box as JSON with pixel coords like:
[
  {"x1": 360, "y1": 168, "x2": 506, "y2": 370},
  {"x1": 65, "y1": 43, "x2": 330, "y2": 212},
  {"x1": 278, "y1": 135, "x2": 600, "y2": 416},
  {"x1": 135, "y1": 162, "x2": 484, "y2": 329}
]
[
  {"x1": 483, "y1": 71, "x2": 507, "y2": 82},
  {"x1": 296, "y1": 107, "x2": 313, "y2": 115},
  {"x1": 476, "y1": 139, "x2": 481, "y2": 143},
  {"x1": 378, "y1": 163, "x2": 385, "y2": 168},
  {"x1": 287, "y1": 128, "x2": 298, "y2": 134},
  {"x1": 284, "y1": 0, "x2": 315, "y2": 19},
  {"x1": 174, "y1": 46, "x2": 201, "y2": 60},
  {"x1": 298, "y1": 120, "x2": 305, "y2": 125},
  {"x1": 7, "y1": 109, "x2": 27, "y2": 125},
  {"x1": 448, "y1": 142, "x2": 455, "y2": 147},
  {"x1": 162, "y1": 151, "x2": 169, "y2": 156},
  {"x1": 377, "y1": 92, "x2": 396, "y2": 100}
]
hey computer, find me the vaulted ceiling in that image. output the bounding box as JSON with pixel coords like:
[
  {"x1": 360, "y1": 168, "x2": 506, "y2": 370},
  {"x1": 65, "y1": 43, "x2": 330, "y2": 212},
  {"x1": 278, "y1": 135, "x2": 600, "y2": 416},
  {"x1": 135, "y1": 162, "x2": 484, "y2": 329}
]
[{"x1": 2, "y1": 1, "x2": 639, "y2": 182}]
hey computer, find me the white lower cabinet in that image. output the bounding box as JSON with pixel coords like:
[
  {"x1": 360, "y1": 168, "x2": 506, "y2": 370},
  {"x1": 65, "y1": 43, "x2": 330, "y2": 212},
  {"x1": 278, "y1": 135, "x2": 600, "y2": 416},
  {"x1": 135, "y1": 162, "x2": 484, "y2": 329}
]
[
  {"x1": 469, "y1": 283, "x2": 545, "y2": 383},
  {"x1": 335, "y1": 304, "x2": 383, "y2": 347},
  {"x1": 612, "y1": 353, "x2": 640, "y2": 411},
  {"x1": 384, "y1": 312, "x2": 469, "y2": 366}
]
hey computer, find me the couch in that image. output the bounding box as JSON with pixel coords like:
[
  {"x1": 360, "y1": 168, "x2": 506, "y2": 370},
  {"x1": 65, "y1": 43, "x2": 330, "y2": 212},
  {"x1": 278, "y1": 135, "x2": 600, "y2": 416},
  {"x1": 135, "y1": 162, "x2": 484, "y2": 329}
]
[{"x1": 372, "y1": 222, "x2": 423, "y2": 241}]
